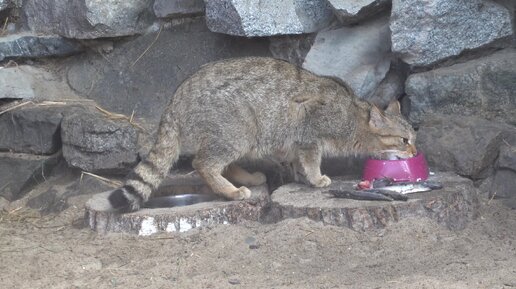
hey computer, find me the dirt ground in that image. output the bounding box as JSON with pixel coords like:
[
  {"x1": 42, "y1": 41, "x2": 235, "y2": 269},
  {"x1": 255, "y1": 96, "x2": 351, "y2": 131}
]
[{"x1": 1, "y1": 192, "x2": 515, "y2": 289}]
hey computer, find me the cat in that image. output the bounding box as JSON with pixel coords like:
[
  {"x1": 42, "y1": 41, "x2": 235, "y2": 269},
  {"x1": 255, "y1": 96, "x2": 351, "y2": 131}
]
[{"x1": 109, "y1": 57, "x2": 417, "y2": 212}]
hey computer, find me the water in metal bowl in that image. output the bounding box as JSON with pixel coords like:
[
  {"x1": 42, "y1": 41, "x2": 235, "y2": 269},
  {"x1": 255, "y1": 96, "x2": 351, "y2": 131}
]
[{"x1": 143, "y1": 194, "x2": 222, "y2": 209}]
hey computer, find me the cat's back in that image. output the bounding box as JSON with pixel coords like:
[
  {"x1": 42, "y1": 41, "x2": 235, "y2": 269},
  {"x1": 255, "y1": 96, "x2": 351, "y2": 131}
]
[{"x1": 173, "y1": 57, "x2": 322, "y2": 108}]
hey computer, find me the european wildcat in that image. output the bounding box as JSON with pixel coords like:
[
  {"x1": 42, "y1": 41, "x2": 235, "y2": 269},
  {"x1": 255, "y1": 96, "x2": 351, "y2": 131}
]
[{"x1": 109, "y1": 57, "x2": 416, "y2": 212}]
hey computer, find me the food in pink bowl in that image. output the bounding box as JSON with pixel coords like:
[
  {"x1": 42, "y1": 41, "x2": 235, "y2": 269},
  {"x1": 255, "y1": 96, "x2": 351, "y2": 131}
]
[{"x1": 362, "y1": 152, "x2": 429, "y2": 183}]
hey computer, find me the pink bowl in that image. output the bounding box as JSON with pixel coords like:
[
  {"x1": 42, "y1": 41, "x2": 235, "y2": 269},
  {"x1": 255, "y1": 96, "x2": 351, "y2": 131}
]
[{"x1": 362, "y1": 152, "x2": 429, "y2": 182}]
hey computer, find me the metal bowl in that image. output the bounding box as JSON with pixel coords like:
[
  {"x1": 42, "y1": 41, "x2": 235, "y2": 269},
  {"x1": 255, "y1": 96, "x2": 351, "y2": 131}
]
[{"x1": 143, "y1": 193, "x2": 222, "y2": 209}]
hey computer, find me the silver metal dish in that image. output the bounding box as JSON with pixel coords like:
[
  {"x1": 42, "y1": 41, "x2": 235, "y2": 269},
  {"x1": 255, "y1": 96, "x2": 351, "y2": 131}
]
[{"x1": 143, "y1": 193, "x2": 222, "y2": 209}]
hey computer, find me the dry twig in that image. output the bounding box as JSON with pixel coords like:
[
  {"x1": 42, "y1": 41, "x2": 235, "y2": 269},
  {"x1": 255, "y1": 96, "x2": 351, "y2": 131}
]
[
  {"x1": 80, "y1": 171, "x2": 123, "y2": 188},
  {"x1": 131, "y1": 24, "x2": 163, "y2": 67},
  {"x1": 0, "y1": 101, "x2": 33, "y2": 116},
  {"x1": 95, "y1": 105, "x2": 145, "y2": 130}
]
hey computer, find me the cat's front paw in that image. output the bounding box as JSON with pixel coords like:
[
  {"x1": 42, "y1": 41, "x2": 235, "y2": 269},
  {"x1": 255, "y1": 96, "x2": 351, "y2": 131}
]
[{"x1": 313, "y1": 175, "x2": 331, "y2": 187}]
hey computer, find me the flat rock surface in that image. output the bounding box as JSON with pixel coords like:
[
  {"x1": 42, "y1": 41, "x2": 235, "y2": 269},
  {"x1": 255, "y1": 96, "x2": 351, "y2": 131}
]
[{"x1": 271, "y1": 172, "x2": 479, "y2": 231}]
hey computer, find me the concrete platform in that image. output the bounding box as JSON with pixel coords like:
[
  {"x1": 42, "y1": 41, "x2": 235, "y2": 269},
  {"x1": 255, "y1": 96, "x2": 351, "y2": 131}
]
[
  {"x1": 85, "y1": 172, "x2": 270, "y2": 235},
  {"x1": 270, "y1": 172, "x2": 479, "y2": 231}
]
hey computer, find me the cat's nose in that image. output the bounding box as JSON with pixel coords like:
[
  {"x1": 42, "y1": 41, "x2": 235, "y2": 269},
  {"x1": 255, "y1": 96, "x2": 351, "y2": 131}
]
[{"x1": 407, "y1": 144, "x2": 417, "y2": 155}]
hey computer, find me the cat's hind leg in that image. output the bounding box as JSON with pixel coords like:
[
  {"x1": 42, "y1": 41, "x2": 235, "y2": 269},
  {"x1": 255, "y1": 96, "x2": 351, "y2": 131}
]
[
  {"x1": 224, "y1": 164, "x2": 267, "y2": 187},
  {"x1": 192, "y1": 143, "x2": 252, "y2": 200}
]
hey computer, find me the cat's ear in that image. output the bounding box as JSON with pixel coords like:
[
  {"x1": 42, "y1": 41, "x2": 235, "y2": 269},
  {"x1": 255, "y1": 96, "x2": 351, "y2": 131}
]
[
  {"x1": 385, "y1": 100, "x2": 401, "y2": 115},
  {"x1": 289, "y1": 94, "x2": 326, "y2": 120},
  {"x1": 369, "y1": 105, "x2": 388, "y2": 130}
]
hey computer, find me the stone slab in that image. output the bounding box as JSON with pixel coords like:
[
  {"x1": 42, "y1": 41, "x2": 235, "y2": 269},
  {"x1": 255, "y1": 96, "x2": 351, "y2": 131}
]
[
  {"x1": 0, "y1": 66, "x2": 77, "y2": 101},
  {"x1": 271, "y1": 172, "x2": 479, "y2": 231},
  {"x1": 0, "y1": 33, "x2": 83, "y2": 61},
  {"x1": 85, "y1": 172, "x2": 270, "y2": 235}
]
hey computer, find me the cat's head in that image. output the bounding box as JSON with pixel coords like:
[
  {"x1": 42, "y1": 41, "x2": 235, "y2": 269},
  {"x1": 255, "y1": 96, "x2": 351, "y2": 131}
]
[{"x1": 365, "y1": 101, "x2": 417, "y2": 159}]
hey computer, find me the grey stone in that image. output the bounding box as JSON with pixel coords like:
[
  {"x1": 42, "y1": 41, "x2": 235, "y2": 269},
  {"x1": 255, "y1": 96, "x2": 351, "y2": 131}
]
[
  {"x1": 303, "y1": 16, "x2": 391, "y2": 99},
  {"x1": 366, "y1": 60, "x2": 407, "y2": 107},
  {"x1": 407, "y1": 49, "x2": 516, "y2": 125},
  {"x1": 416, "y1": 115, "x2": 514, "y2": 179},
  {"x1": 0, "y1": 0, "x2": 11, "y2": 11},
  {"x1": 0, "y1": 152, "x2": 60, "y2": 201},
  {"x1": 490, "y1": 169, "x2": 516, "y2": 199},
  {"x1": 328, "y1": 0, "x2": 390, "y2": 24},
  {"x1": 271, "y1": 173, "x2": 478, "y2": 231},
  {"x1": 22, "y1": 0, "x2": 154, "y2": 39},
  {"x1": 204, "y1": 0, "x2": 334, "y2": 37},
  {"x1": 498, "y1": 143, "x2": 516, "y2": 171},
  {"x1": 0, "y1": 65, "x2": 77, "y2": 100},
  {"x1": 61, "y1": 110, "x2": 139, "y2": 174},
  {"x1": 0, "y1": 33, "x2": 83, "y2": 61},
  {"x1": 153, "y1": 0, "x2": 204, "y2": 18},
  {"x1": 390, "y1": 0, "x2": 513, "y2": 68},
  {"x1": 65, "y1": 18, "x2": 270, "y2": 123},
  {"x1": 0, "y1": 104, "x2": 65, "y2": 155},
  {"x1": 269, "y1": 34, "x2": 316, "y2": 67}
]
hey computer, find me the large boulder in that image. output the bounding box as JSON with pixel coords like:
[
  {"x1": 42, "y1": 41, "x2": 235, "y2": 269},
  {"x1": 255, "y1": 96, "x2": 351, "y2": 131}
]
[
  {"x1": 303, "y1": 15, "x2": 391, "y2": 99},
  {"x1": 153, "y1": 0, "x2": 204, "y2": 18},
  {"x1": 390, "y1": 0, "x2": 513, "y2": 68},
  {"x1": 0, "y1": 65, "x2": 77, "y2": 100},
  {"x1": 416, "y1": 115, "x2": 514, "y2": 179},
  {"x1": 61, "y1": 110, "x2": 139, "y2": 174},
  {"x1": 0, "y1": 105, "x2": 65, "y2": 155},
  {"x1": 328, "y1": 0, "x2": 390, "y2": 24},
  {"x1": 0, "y1": 33, "x2": 83, "y2": 61},
  {"x1": 65, "y1": 18, "x2": 270, "y2": 123},
  {"x1": 204, "y1": 0, "x2": 334, "y2": 37},
  {"x1": 0, "y1": 152, "x2": 60, "y2": 201},
  {"x1": 22, "y1": 0, "x2": 154, "y2": 39},
  {"x1": 407, "y1": 49, "x2": 516, "y2": 125}
]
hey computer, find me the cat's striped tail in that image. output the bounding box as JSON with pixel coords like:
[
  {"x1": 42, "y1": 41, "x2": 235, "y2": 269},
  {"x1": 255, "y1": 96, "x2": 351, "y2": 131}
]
[{"x1": 108, "y1": 117, "x2": 180, "y2": 212}]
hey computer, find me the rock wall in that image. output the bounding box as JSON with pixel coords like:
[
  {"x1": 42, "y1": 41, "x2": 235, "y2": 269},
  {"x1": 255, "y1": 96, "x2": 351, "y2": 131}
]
[{"x1": 0, "y1": 0, "x2": 515, "y2": 204}]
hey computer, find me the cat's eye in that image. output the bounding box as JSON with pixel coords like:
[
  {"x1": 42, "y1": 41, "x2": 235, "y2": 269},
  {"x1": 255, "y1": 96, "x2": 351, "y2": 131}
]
[{"x1": 402, "y1": 138, "x2": 409, "y2": 144}]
